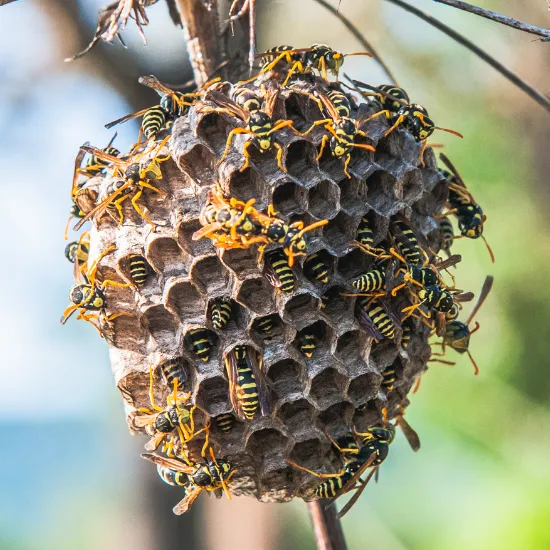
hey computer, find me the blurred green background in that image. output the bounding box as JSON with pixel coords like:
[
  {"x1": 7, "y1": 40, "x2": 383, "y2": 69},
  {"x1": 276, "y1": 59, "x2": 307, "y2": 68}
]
[{"x1": 1, "y1": 1, "x2": 549, "y2": 549}]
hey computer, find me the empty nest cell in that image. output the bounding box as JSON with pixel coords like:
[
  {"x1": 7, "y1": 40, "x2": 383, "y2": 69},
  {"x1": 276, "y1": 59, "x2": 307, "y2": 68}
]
[
  {"x1": 190, "y1": 255, "x2": 231, "y2": 295},
  {"x1": 307, "y1": 180, "x2": 340, "y2": 220},
  {"x1": 147, "y1": 237, "x2": 188, "y2": 278},
  {"x1": 236, "y1": 277, "x2": 275, "y2": 315},
  {"x1": 165, "y1": 280, "x2": 206, "y2": 324},
  {"x1": 309, "y1": 367, "x2": 348, "y2": 409},
  {"x1": 266, "y1": 358, "x2": 307, "y2": 397},
  {"x1": 195, "y1": 375, "x2": 230, "y2": 416}
]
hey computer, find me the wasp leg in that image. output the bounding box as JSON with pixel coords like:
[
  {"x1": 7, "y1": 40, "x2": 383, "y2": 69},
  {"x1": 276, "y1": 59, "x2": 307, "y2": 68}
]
[
  {"x1": 281, "y1": 60, "x2": 305, "y2": 86},
  {"x1": 342, "y1": 153, "x2": 352, "y2": 179},
  {"x1": 316, "y1": 134, "x2": 329, "y2": 161},
  {"x1": 131, "y1": 189, "x2": 156, "y2": 229},
  {"x1": 274, "y1": 142, "x2": 287, "y2": 173},
  {"x1": 296, "y1": 119, "x2": 332, "y2": 138},
  {"x1": 384, "y1": 115, "x2": 404, "y2": 138},
  {"x1": 112, "y1": 194, "x2": 130, "y2": 227},
  {"x1": 239, "y1": 139, "x2": 254, "y2": 172},
  {"x1": 286, "y1": 459, "x2": 346, "y2": 478}
]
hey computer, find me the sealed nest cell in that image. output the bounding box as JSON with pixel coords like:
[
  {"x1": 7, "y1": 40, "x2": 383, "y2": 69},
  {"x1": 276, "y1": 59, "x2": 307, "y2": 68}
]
[{"x1": 65, "y1": 58, "x2": 484, "y2": 513}]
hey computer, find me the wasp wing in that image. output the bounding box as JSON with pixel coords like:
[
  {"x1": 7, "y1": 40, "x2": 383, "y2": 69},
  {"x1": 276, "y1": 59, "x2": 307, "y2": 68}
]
[
  {"x1": 224, "y1": 349, "x2": 246, "y2": 420},
  {"x1": 356, "y1": 304, "x2": 385, "y2": 340},
  {"x1": 397, "y1": 417, "x2": 421, "y2": 452},
  {"x1": 105, "y1": 107, "x2": 151, "y2": 129},
  {"x1": 138, "y1": 75, "x2": 176, "y2": 97},
  {"x1": 466, "y1": 275, "x2": 494, "y2": 326},
  {"x1": 141, "y1": 453, "x2": 195, "y2": 474},
  {"x1": 71, "y1": 142, "x2": 90, "y2": 194},
  {"x1": 173, "y1": 485, "x2": 202, "y2": 515}
]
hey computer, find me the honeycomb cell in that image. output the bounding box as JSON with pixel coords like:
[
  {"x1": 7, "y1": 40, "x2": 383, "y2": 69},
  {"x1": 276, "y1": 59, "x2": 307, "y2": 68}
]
[
  {"x1": 226, "y1": 166, "x2": 269, "y2": 207},
  {"x1": 337, "y1": 247, "x2": 373, "y2": 281},
  {"x1": 347, "y1": 372, "x2": 381, "y2": 406},
  {"x1": 293, "y1": 320, "x2": 332, "y2": 359},
  {"x1": 338, "y1": 176, "x2": 369, "y2": 217},
  {"x1": 195, "y1": 375, "x2": 230, "y2": 416},
  {"x1": 302, "y1": 248, "x2": 335, "y2": 287},
  {"x1": 245, "y1": 428, "x2": 290, "y2": 467},
  {"x1": 142, "y1": 305, "x2": 180, "y2": 349},
  {"x1": 195, "y1": 112, "x2": 234, "y2": 157},
  {"x1": 307, "y1": 180, "x2": 340, "y2": 220},
  {"x1": 190, "y1": 255, "x2": 231, "y2": 295},
  {"x1": 285, "y1": 140, "x2": 321, "y2": 185},
  {"x1": 284, "y1": 292, "x2": 319, "y2": 328},
  {"x1": 318, "y1": 401, "x2": 355, "y2": 434},
  {"x1": 165, "y1": 280, "x2": 205, "y2": 324},
  {"x1": 352, "y1": 399, "x2": 386, "y2": 432},
  {"x1": 309, "y1": 368, "x2": 348, "y2": 409},
  {"x1": 322, "y1": 211, "x2": 357, "y2": 251},
  {"x1": 265, "y1": 358, "x2": 306, "y2": 397},
  {"x1": 319, "y1": 285, "x2": 355, "y2": 327},
  {"x1": 236, "y1": 277, "x2": 275, "y2": 315},
  {"x1": 117, "y1": 253, "x2": 153, "y2": 289},
  {"x1": 108, "y1": 314, "x2": 148, "y2": 355},
  {"x1": 276, "y1": 399, "x2": 315, "y2": 434},
  {"x1": 365, "y1": 170, "x2": 405, "y2": 217},
  {"x1": 272, "y1": 181, "x2": 305, "y2": 215},
  {"x1": 174, "y1": 142, "x2": 217, "y2": 186},
  {"x1": 401, "y1": 168, "x2": 424, "y2": 204},
  {"x1": 335, "y1": 329, "x2": 367, "y2": 364},
  {"x1": 177, "y1": 219, "x2": 214, "y2": 257},
  {"x1": 146, "y1": 237, "x2": 188, "y2": 278},
  {"x1": 220, "y1": 247, "x2": 261, "y2": 279},
  {"x1": 251, "y1": 313, "x2": 283, "y2": 340},
  {"x1": 288, "y1": 439, "x2": 330, "y2": 475}
]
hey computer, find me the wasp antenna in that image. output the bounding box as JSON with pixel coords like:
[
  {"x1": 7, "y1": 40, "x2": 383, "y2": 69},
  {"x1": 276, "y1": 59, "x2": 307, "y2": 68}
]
[
  {"x1": 297, "y1": 219, "x2": 329, "y2": 238},
  {"x1": 344, "y1": 51, "x2": 374, "y2": 58},
  {"x1": 435, "y1": 126, "x2": 464, "y2": 139},
  {"x1": 482, "y1": 235, "x2": 495, "y2": 263},
  {"x1": 467, "y1": 350, "x2": 480, "y2": 376}
]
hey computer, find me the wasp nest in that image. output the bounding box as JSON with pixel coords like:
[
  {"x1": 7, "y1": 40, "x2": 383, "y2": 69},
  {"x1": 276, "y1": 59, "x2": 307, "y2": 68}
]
[{"x1": 65, "y1": 53, "x2": 486, "y2": 512}]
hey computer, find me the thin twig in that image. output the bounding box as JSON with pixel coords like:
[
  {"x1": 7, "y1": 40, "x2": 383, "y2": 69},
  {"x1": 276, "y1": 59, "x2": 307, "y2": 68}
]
[
  {"x1": 383, "y1": 0, "x2": 550, "y2": 114},
  {"x1": 0, "y1": 0, "x2": 18, "y2": 5},
  {"x1": 307, "y1": 500, "x2": 347, "y2": 550},
  {"x1": 312, "y1": 0, "x2": 398, "y2": 84},
  {"x1": 433, "y1": 0, "x2": 550, "y2": 40}
]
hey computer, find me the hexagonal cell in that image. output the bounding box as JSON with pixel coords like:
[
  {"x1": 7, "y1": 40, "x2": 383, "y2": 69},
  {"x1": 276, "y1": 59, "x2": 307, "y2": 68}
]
[
  {"x1": 147, "y1": 237, "x2": 188, "y2": 278},
  {"x1": 365, "y1": 170, "x2": 404, "y2": 217},
  {"x1": 284, "y1": 91, "x2": 323, "y2": 122},
  {"x1": 277, "y1": 399, "x2": 315, "y2": 433},
  {"x1": 352, "y1": 399, "x2": 386, "y2": 431},
  {"x1": 414, "y1": 179, "x2": 448, "y2": 217},
  {"x1": 370, "y1": 339, "x2": 400, "y2": 370},
  {"x1": 195, "y1": 112, "x2": 234, "y2": 157},
  {"x1": 347, "y1": 372, "x2": 381, "y2": 406},
  {"x1": 310, "y1": 368, "x2": 348, "y2": 408},
  {"x1": 272, "y1": 180, "x2": 305, "y2": 216},
  {"x1": 401, "y1": 168, "x2": 424, "y2": 203},
  {"x1": 251, "y1": 313, "x2": 283, "y2": 340},
  {"x1": 347, "y1": 136, "x2": 376, "y2": 177},
  {"x1": 319, "y1": 286, "x2": 354, "y2": 325},
  {"x1": 175, "y1": 143, "x2": 217, "y2": 186},
  {"x1": 142, "y1": 305, "x2": 179, "y2": 348},
  {"x1": 195, "y1": 375, "x2": 230, "y2": 415},
  {"x1": 293, "y1": 320, "x2": 330, "y2": 360},
  {"x1": 322, "y1": 211, "x2": 356, "y2": 250},
  {"x1": 266, "y1": 358, "x2": 306, "y2": 397},
  {"x1": 245, "y1": 428, "x2": 289, "y2": 463},
  {"x1": 284, "y1": 292, "x2": 318, "y2": 326},
  {"x1": 226, "y1": 166, "x2": 269, "y2": 206},
  {"x1": 337, "y1": 247, "x2": 373, "y2": 281},
  {"x1": 307, "y1": 180, "x2": 340, "y2": 220},
  {"x1": 236, "y1": 277, "x2": 275, "y2": 315},
  {"x1": 285, "y1": 140, "x2": 320, "y2": 184},
  {"x1": 288, "y1": 438, "x2": 327, "y2": 472},
  {"x1": 338, "y1": 176, "x2": 368, "y2": 216},
  {"x1": 207, "y1": 297, "x2": 240, "y2": 331},
  {"x1": 190, "y1": 255, "x2": 231, "y2": 295},
  {"x1": 154, "y1": 356, "x2": 192, "y2": 390},
  {"x1": 334, "y1": 329, "x2": 366, "y2": 364},
  {"x1": 177, "y1": 219, "x2": 214, "y2": 257},
  {"x1": 303, "y1": 248, "x2": 335, "y2": 286},
  {"x1": 165, "y1": 281, "x2": 205, "y2": 324},
  {"x1": 318, "y1": 401, "x2": 355, "y2": 433},
  {"x1": 108, "y1": 314, "x2": 148, "y2": 354},
  {"x1": 219, "y1": 246, "x2": 261, "y2": 279}
]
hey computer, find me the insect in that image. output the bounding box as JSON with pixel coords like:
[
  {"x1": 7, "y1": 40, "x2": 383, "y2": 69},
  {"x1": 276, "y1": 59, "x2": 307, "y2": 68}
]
[
  {"x1": 390, "y1": 220, "x2": 424, "y2": 266},
  {"x1": 209, "y1": 298, "x2": 233, "y2": 329},
  {"x1": 126, "y1": 254, "x2": 151, "y2": 287},
  {"x1": 74, "y1": 138, "x2": 170, "y2": 231},
  {"x1": 200, "y1": 86, "x2": 300, "y2": 173},
  {"x1": 157, "y1": 358, "x2": 188, "y2": 388},
  {"x1": 349, "y1": 264, "x2": 387, "y2": 293},
  {"x1": 439, "y1": 154, "x2": 495, "y2": 263},
  {"x1": 224, "y1": 345, "x2": 271, "y2": 421},
  {"x1": 214, "y1": 413, "x2": 236, "y2": 434},
  {"x1": 132, "y1": 367, "x2": 202, "y2": 452},
  {"x1": 264, "y1": 249, "x2": 296, "y2": 295},
  {"x1": 142, "y1": 448, "x2": 236, "y2": 514},
  {"x1": 64, "y1": 232, "x2": 90, "y2": 279},
  {"x1": 60, "y1": 245, "x2": 132, "y2": 334},
  {"x1": 439, "y1": 217, "x2": 455, "y2": 256},
  {"x1": 356, "y1": 297, "x2": 398, "y2": 340},
  {"x1": 256, "y1": 44, "x2": 373, "y2": 84},
  {"x1": 299, "y1": 87, "x2": 375, "y2": 178},
  {"x1": 254, "y1": 315, "x2": 276, "y2": 336},
  {"x1": 401, "y1": 318, "x2": 413, "y2": 349},
  {"x1": 185, "y1": 328, "x2": 215, "y2": 362},
  {"x1": 435, "y1": 275, "x2": 493, "y2": 375},
  {"x1": 381, "y1": 364, "x2": 397, "y2": 392},
  {"x1": 297, "y1": 329, "x2": 317, "y2": 358},
  {"x1": 84, "y1": 133, "x2": 121, "y2": 175},
  {"x1": 352, "y1": 216, "x2": 389, "y2": 259},
  {"x1": 231, "y1": 86, "x2": 263, "y2": 112},
  {"x1": 105, "y1": 76, "x2": 205, "y2": 141},
  {"x1": 303, "y1": 252, "x2": 331, "y2": 285},
  {"x1": 352, "y1": 80, "x2": 463, "y2": 161}
]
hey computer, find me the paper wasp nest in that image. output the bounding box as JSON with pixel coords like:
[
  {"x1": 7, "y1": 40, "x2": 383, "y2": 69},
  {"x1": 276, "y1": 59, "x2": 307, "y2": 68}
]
[{"x1": 77, "y1": 73, "x2": 446, "y2": 504}]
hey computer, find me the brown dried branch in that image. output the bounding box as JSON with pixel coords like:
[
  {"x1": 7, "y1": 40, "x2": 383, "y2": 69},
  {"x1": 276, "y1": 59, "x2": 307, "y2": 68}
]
[
  {"x1": 384, "y1": 0, "x2": 550, "y2": 114},
  {"x1": 433, "y1": 0, "x2": 550, "y2": 40},
  {"x1": 228, "y1": 0, "x2": 256, "y2": 74},
  {"x1": 0, "y1": 0, "x2": 18, "y2": 6},
  {"x1": 312, "y1": 0, "x2": 398, "y2": 85},
  {"x1": 307, "y1": 500, "x2": 347, "y2": 550},
  {"x1": 65, "y1": 0, "x2": 158, "y2": 62}
]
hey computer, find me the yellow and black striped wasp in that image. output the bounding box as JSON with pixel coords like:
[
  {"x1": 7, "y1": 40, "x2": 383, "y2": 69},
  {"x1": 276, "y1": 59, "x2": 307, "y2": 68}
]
[
  {"x1": 303, "y1": 251, "x2": 331, "y2": 285},
  {"x1": 185, "y1": 328, "x2": 216, "y2": 362},
  {"x1": 439, "y1": 154, "x2": 495, "y2": 263},
  {"x1": 209, "y1": 298, "x2": 233, "y2": 330},
  {"x1": 255, "y1": 44, "x2": 373, "y2": 85},
  {"x1": 60, "y1": 245, "x2": 132, "y2": 334},
  {"x1": 64, "y1": 231, "x2": 90, "y2": 280},
  {"x1": 214, "y1": 412, "x2": 236, "y2": 434},
  {"x1": 356, "y1": 297, "x2": 399, "y2": 340},
  {"x1": 264, "y1": 249, "x2": 296, "y2": 295},
  {"x1": 432, "y1": 275, "x2": 493, "y2": 375},
  {"x1": 298, "y1": 87, "x2": 375, "y2": 178},
  {"x1": 73, "y1": 137, "x2": 170, "y2": 231},
  {"x1": 125, "y1": 253, "x2": 151, "y2": 287},
  {"x1": 142, "y1": 448, "x2": 236, "y2": 514},
  {"x1": 224, "y1": 345, "x2": 271, "y2": 421},
  {"x1": 352, "y1": 80, "x2": 463, "y2": 162},
  {"x1": 105, "y1": 76, "x2": 205, "y2": 142},
  {"x1": 157, "y1": 358, "x2": 188, "y2": 388},
  {"x1": 199, "y1": 85, "x2": 301, "y2": 172},
  {"x1": 131, "y1": 366, "x2": 205, "y2": 452},
  {"x1": 297, "y1": 328, "x2": 318, "y2": 358}
]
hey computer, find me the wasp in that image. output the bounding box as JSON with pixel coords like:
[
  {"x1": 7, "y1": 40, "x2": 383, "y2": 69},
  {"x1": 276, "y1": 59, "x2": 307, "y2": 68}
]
[
  {"x1": 264, "y1": 249, "x2": 296, "y2": 295},
  {"x1": 142, "y1": 448, "x2": 236, "y2": 514},
  {"x1": 381, "y1": 364, "x2": 397, "y2": 392},
  {"x1": 231, "y1": 86, "x2": 263, "y2": 112},
  {"x1": 434, "y1": 275, "x2": 493, "y2": 375},
  {"x1": 254, "y1": 315, "x2": 276, "y2": 336},
  {"x1": 439, "y1": 217, "x2": 455, "y2": 256},
  {"x1": 353, "y1": 81, "x2": 463, "y2": 162},
  {"x1": 224, "y1": 345, "x2": 271, "y2": 421},
  {"x1": 60, "y1": 245, "x2": 132, "y2": 334},
  {"x1": 185, "y1": 328, "x2": 215, "y2": 362},
  {"x1": 256, "y1": 44, "x2": 373, "y2": 84},
  {"x1": 356, "y1": 297, "x2": 398, "y2": 340},
  {"x1": 73, "y1": 138, "x2": 170, "y2": 231},
  {"x1": 199, "y1": 86, "x2": 301, "y2": 173},
  {"x1": 84, "y1": 133, "x2": 121, "y2": 175},
  {"x1": 132, "y1": 367, "x2": 203, "y2": 452},
  {"x1": 298, "y1": 87, "x2": 375, "y2": 178},
  {"x1": 401, "y1": 318, "x2": 413, "y2": 349},
  {"x1": 157, "y1": 358, "x2": 188, "y2": 388},
  {"x1": 209, "y1": 298, "x2": 233, "y2": 330},
  {"x1": 64, "y1": 232, "x2": 90, "y2": 279},
  {"x1": 214, "y1": 413, "x2": 236, "y2": 434},
  {"x1": 349, "y1": 264, "x2": 387, "y2": 294},
  {"x1": 303, "y1": 252, "x2": 331, "y2": 285},
  {"x1": 351, "y1": 216, "x2": 389, "y2": 259},
  {"x1": 439, "y1": 154, "x2": 494, "y2": 263},
  {"x1": 390, "y1": 220, "x2": 425, "y2": 266},
  {"x1": 297, "y1": 329, "x2": 317, "y2": 358},
  {"x1": 126, "y1": 254, "x2": 151, "y2": 287},
  {"x1": 105, "y1": 76, "x2": 207, "y2": 141}
]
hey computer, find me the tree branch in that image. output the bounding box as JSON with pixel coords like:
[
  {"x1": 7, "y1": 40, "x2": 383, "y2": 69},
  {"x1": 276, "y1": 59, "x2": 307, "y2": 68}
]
[
  {"x1": 383, "y1": 0, "x2": 550, "y2": 114},
  {"x1": 312, "y1": 0, "x2": 398, "y2": 85},
  {"x1": 433, "y1": 0, "x2": 550, "y2": 40},
  {"x1": 307, "y1": 500, "x2": 347, "y2": 550},
  {"x1": 0, "y1": 0, "x2": 18, "y2": 5}
]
